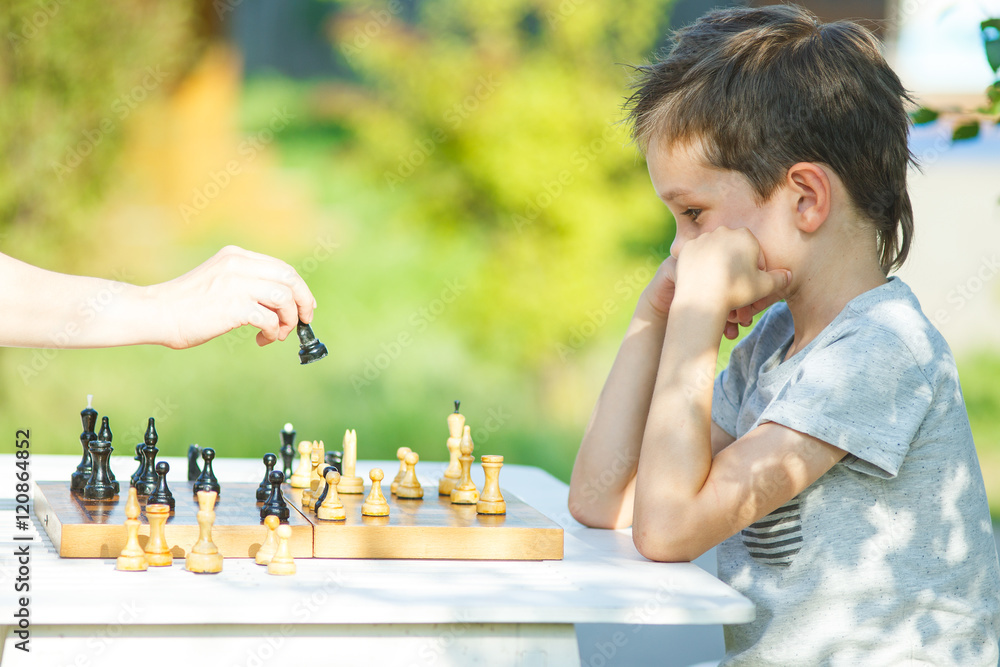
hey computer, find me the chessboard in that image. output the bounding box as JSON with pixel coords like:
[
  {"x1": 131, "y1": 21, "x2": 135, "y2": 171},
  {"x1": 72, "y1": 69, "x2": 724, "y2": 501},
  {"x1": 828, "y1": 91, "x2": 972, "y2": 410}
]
[{"x1": 33, "y1": 481, "x2": 564, "y2": 561}]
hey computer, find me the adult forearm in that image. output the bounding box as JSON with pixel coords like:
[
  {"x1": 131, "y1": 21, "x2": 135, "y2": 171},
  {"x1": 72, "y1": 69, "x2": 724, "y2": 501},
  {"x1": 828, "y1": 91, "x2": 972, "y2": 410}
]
[
  {"x1": 0, "y1": 255, "x2": 164, "y2": 348},
  {"x1": 569, "y1": 300, "x2": 668, "y2": 527}
]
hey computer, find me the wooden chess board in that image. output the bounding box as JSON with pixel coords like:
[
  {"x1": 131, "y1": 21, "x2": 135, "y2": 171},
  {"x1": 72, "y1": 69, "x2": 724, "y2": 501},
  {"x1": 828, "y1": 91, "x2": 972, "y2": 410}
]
[{"x1": 33, "y1": 481, "x2": 564, "y2": 560}]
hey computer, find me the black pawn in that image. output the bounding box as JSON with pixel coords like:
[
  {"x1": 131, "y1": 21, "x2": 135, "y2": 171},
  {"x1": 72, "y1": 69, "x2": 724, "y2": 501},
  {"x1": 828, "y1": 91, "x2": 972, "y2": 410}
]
[
  {"x1": 279, "y1": 425, "x2": 295, "y2": 480},
  {"x1": 324, "y1": 451, "x2": 343, "y2": 474},
  {"x1": 136, "y1": 418, "x2": 159, "y2": 496},
  {"x1": 187, "y1": 444, "x2": 202, "y2": 481},
  {"x1": 148, "y1": 461, "x2": 175, "y2": 511},
  {"x1": 130, "y1": 443, "x2": 145, "y2": 487},
  {"x1": 71, "y1": 402, "x2": 98, "y2": 492},
  {"x1": 83, "y1": 438, "x2": 117, "y2": 500},
  {"x1": 257, "y1": 453, "x2": 277, "y2": 502},
  {"x1": 193, "y1": 448, "x2": 220, "y2": 496},
  {"x1": 296, "y1": 321, "x2": 328, "y2": 364},
  {"x1": 260, "y1": 470, "x2": 289, "y2": 522}
]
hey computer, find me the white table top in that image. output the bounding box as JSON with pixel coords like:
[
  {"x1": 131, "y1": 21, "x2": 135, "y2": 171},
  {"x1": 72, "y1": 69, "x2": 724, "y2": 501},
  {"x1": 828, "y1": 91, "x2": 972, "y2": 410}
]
[{"x1": 0, "y1": 455, "x2": 754, "y2": 628}]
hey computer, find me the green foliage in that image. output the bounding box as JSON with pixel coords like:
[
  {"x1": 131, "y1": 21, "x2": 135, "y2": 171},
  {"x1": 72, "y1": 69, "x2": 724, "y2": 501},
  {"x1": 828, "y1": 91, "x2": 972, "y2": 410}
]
[
  {"x1": 325, "y1": 0, "x2": 674, "y2": 371},
  {"x1": 909, "y1": 107, "x2": 939, "y2": 125},
  {"x1": 952, "y1": 118, "x2": 981, "y2": 141},
  {"x1": 0, "y1": 1, "x2": 200, "y2": 248}
]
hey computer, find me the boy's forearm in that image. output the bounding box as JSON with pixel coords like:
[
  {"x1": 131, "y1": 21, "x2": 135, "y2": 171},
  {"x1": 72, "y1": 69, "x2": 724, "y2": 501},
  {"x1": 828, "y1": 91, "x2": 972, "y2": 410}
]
[
  {"x1": 569, "y1": 299, "x2": 668, "y2": 528},
  {"x1": 633, "y1": 297, "x2": 725, "y2": 555}
]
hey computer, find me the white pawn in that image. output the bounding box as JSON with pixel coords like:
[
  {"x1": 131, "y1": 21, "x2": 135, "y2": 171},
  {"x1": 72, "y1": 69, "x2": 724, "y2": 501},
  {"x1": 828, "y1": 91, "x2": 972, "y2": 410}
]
[
  {"x1": 317, "y1": 470, "x2": 346, "y2": 521},
  {"x1": 255, "y1": 515, "x2": 280, "y2": 565},
  {"x1": 362, "y1": 468, "x2": 390, "y2": 517},
  {"x1": 267, "y1": 525, "x2": 295, "y2": 576}
]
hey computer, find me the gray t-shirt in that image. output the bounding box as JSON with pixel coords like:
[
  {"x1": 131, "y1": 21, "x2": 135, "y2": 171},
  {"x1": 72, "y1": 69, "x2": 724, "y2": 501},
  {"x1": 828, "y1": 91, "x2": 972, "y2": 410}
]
[{"x1": 712, "y1": 277, "x2": 1000, "y2": 665}]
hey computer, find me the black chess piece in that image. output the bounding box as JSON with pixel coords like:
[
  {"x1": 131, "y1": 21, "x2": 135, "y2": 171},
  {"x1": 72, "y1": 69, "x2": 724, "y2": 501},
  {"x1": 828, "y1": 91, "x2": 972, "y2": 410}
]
[
  {"x1": 130, "y1": 443, "x2": 145, "y2": 487},
  {"x1": 148, "y1": 461, "x2": 175, "y2": 511},
  {"x1": 260, "y1": 470, "x2": 290, "y2": 522},
  {"x1": 95, "y1": 416, "x2": 120, "y2": 494},
  {"x1": 136, "y1": 418, "x2": 159, "y2": 496},
  {"x1": 324, "y1": 451, "x2": 343, "y2": 474},
  {"x1": 279, "y1": 424, "x2": 295, "y2": 480},
  {"x1": 71, "y1": 400, "x2": 98, "y2": 492},
  {"x1": 296, "y1": 321, "x2": 328, "y2": 364},
  {"x1": 187, "y1": 444, "x2": 202, "y2": 481},
  {"x1": 256, "y1": 453, "x2": 277, "y2": 502},
  {"x1": 314, "y1": 466, "x2": 336, "y2": 508},
  {"x1": 83, "y1": 438, "x2": 117, "y2": 500},
  {"x1": 194, "y1": 448, "x2": 221, "y2": 496}
]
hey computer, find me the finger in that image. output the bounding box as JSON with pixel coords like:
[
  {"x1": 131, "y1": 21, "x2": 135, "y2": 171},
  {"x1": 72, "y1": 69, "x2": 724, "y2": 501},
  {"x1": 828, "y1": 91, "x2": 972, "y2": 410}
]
[
  {"x1": 735, "y1": 305, "x2": 753, "y2": 327},
  {"x1": 218, "y1": 247, "x2": 318, "y2": 324},
  {"x1": 724, "y1": 321, "x2": 739, "y2": 339},
  {"x1": 252, "y1": 283, "x2": 298, "y2": 342},
  {"x1": 242, "y1": 303, "x2": 280, "y2": 346}
]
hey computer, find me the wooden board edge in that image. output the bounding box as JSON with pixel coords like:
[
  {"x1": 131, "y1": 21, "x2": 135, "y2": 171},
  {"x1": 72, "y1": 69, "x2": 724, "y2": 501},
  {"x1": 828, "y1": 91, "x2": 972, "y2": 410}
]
[{"x1": 32, "y1": 481, "x2": 64, "y2": 556}]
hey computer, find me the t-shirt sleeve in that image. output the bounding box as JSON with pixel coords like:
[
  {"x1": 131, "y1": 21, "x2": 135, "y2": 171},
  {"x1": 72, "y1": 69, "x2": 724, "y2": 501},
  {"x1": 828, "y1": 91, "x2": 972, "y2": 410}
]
[
  {"x1": 758, "y1": 327, "x2": 934, "y2": 479},
  {"x1": 713, "y1": 330, "x2": 757, "y2": 439}
]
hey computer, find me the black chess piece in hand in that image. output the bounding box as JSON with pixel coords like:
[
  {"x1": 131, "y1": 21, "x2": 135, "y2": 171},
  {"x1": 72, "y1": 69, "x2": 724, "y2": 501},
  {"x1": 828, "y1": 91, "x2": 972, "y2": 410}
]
[
  {"x1": 194, "y1": 448, "x2": 221, "y2": 496},
  {"x1": 296, "y1": 321, "x2": 327, "y2": 364}
]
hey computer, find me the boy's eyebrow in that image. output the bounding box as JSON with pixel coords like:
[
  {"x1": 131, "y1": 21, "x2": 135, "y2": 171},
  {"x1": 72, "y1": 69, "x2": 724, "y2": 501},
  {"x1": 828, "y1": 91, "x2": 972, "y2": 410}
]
[{"x1": 660, "y1": 188, "x2": 693, "y2": 201}]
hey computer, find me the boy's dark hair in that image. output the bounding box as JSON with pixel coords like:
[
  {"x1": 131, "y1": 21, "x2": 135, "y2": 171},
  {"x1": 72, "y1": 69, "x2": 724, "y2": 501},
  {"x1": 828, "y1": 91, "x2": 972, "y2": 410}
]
[{"x1": 626, "y1": 4, "x2": 914, "y2": 274}]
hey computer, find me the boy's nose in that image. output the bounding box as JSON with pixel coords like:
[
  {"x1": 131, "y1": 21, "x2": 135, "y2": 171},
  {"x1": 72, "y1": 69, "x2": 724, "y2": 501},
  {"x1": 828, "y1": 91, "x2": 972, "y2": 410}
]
[{"x1": 669, "y1": 234, "x2": 685, "y2": 259}]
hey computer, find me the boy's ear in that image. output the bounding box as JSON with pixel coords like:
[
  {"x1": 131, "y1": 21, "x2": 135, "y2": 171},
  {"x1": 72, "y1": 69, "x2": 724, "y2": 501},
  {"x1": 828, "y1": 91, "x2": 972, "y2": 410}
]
[{"x1": 785, "y1": 162, "x2": 831, "y2": 234}]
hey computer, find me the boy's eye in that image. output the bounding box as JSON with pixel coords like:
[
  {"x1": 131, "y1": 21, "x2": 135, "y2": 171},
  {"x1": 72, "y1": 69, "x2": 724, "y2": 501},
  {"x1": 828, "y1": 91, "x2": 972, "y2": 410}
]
[{"x1": 682, "y1": 208, "x2": 702, "y2": 222}]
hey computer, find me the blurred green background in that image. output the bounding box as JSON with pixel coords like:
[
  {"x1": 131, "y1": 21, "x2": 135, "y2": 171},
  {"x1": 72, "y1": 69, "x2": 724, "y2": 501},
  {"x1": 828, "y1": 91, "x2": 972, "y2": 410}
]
[{"x1": 2, "y1": 0, "x2": 999, "y2": 514}]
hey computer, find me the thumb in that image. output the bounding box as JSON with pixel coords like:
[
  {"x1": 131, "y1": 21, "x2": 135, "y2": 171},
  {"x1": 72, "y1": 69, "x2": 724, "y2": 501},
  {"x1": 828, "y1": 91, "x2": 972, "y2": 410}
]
[{"x1": 765, "y1": 269, "x2": 792, "y2": 292}]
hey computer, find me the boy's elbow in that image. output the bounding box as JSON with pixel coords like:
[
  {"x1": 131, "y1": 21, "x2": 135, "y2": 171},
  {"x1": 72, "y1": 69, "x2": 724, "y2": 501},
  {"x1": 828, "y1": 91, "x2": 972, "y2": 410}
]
[
  {"x1": 632, "y1": 515, "x2": 708, "y2": 563},
  {"x1": 567, "y1": 487, "x2": 631, "y2": 530}
]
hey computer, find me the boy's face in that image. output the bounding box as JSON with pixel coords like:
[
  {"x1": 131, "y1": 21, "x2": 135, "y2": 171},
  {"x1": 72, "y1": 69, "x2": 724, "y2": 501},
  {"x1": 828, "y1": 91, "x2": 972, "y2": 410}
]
[{"x1": 646, "y1": 138, "x2": 796, "y2": 271}]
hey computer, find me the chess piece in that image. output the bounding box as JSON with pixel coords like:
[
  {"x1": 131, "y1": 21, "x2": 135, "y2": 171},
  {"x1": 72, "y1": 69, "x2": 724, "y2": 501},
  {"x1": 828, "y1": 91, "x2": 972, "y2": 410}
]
[
  {"x1": 143, "y1": 503, "x2": 173, "y2": 567},
  {"x1": 439, "y1": 401, "x2": 465, "y2": 496},
  {"x1": 289, "y1": 439, "x2": 312, "y2": 488},
  {"x1": 185, "y1": 491, "x2": 223, "y2": 574},
  {"x1": 187, "y1": 444, "x2": 202, "y2": 481},
  {"x1": 148, "y1": 461, "x2": 175, "y2": 511},
  {"x1": 279, "y1": 423, "x2": 296, "y2": 480},
  {"x1": 310, "y1": 462, "x2": 331, "y2": 513},
  {"x1": 116, "y1": 488, "x2": 148, "y2": 571},
  {"x1": 267, "y1": 525, "x2": 296, "y2": 575},
  {"x1": 337, "y1": 429, "x2": 364, "y2": 494},
  {"x1": 450, "y1": 426, "x2": 478, "y2": 505},
  {"x1": 296, "y1": 320, "x2": 328, "y2": 365},
  {"x1": 396, "y1": 451, "x2": 424, "y2": 499},
  {"x1": 83, "y1": 437, "x2": 117, "y2": 500},
  {"x1": 256, "y1": 453, "x2": 277, "y2": 503},
  {"x1": 391, "y1": 447, "x2": 411, "y2": 495},
  {"x1": 194, "y1": 448, "x2": 221, "y2": 497},
  {"x1": 96, "y1": 416, "x2": 120, "y2": 494},
  {"x1": 325, "y1": 450, "x2": 343, "y2": 473},
  {"x1": 71, "y1": 395, "x2": 98, "y2": 492},
  {"x1": 129, "y1": 443, "x2": 145, "y2": 487},
  {"x1": 304, "y1": 441, "x2": 325, "y2": 510},
  {"x1": 260, "y1": 470, "x2": 290, "y2": 522},
  {"x1": 316, "y1": 470, "x2": 346, "y2": 521},
  {"x1": 135, "y1": 418, "x2": 159, "y2": 496},
  {"x1": 255, "y1": 515, "x2": 280, "y2": 565},
  {"x1": 477, "y1": 455, "x2": 506, "y2": 515},
  {"x1": 362, "y1": 468, "x2": 390, "y2": 517}
]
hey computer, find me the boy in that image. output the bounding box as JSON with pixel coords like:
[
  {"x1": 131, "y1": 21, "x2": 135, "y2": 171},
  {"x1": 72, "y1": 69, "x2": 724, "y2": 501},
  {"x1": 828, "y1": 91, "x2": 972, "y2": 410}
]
[{"x1": 568, "y1": 4, "x2": 1000, "y2": 664}]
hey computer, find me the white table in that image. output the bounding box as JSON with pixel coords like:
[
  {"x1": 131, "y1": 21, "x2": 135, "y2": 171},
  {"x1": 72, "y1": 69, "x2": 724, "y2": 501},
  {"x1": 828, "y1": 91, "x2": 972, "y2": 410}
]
[{"x1": 0, "y1": 455, "x2": 753, "y2": 666}]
